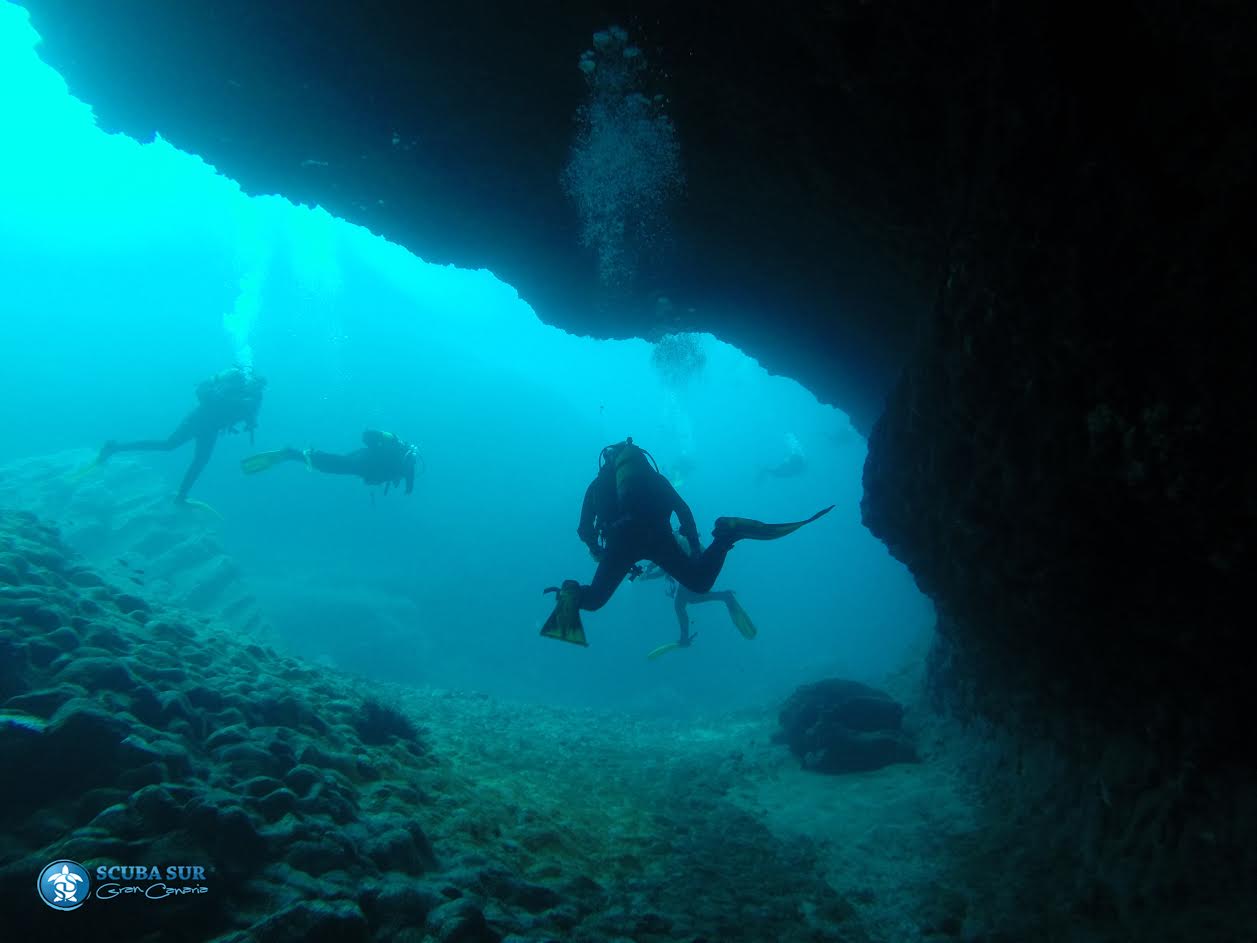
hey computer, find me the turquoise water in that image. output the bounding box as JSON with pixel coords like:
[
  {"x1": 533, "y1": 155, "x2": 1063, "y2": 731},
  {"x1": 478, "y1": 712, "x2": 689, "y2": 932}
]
[{"x1": 0, "y1": 2, "x2": 931, "y2": 714}]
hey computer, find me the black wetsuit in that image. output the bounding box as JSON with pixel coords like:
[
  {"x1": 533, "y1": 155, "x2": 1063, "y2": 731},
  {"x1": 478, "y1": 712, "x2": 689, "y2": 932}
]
[
  {"x1": 575, "y1": 447, "x2": 731, "y2": 611},
  {"x1": 303, "y1": 430, "x2": 416, "y2": 494},
  {"x1": 104, "y1": 369, "x2": 265, "y2": 501}
]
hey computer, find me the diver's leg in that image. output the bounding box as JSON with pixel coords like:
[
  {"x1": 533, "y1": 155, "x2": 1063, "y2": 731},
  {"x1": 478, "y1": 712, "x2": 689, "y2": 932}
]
[
  {"x1": 673, "y1": 591, "x2": 691, "y2": 642},
  {"x1": 683, "y1": 588, "x2": 742, "y2": 635},
  {"x1": 651, "y1": 535, "x2": 731, "y2": 595},
  {"x1": 577, "y1": 541, "x2": 638, "y2": 612},
  {"x1": 685, "y1": 589, "x2": 736, "y2": 606},
  {"x1": 307, "y1": 448, "x2": 369, "y2": 477},
  {"x1": 104, "y1": 413, "x2": 198, "y2": 460},
  {"x1": 175, "y1": 431, "x2": 217, "y2": 501}
]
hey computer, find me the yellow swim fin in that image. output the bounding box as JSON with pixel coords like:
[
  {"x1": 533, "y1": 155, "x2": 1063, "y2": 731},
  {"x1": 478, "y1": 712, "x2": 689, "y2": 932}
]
[
  {"x1": 179, "y1": 498, "x2": 222, "y2": 520},
  {"x1": 68, "y1": 442, "x2": 116, "y2": 482},
  {"x1": 66, "y1": 461, "x2": 101, "y2": 482},
  {"x1": 712, "y1": 505, "x2": 834, "y2": 543},
  {"x1": 646, "y1": 641, "x2": 684, "y2": 660},
  {"x1": 725, "y1": 596, "x2": 758, "y2": 639},
  {"x1": 241, "y1": 449, "x2": 295, "y2": 475},
  {"x1": 540, "y1": 580, "x2": 587, "y2": 647}
]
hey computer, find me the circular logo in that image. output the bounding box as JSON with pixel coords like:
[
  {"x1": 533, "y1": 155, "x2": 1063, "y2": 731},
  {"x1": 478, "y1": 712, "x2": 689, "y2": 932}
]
[{"x1": 37, "y1": 860, "x2": 90, "y2": 911}]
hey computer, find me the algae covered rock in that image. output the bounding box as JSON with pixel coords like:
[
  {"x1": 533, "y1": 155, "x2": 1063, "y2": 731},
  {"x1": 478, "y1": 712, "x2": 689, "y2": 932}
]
[{"x1": 776, "y1": 678, "x2": 917, "y2": 773}]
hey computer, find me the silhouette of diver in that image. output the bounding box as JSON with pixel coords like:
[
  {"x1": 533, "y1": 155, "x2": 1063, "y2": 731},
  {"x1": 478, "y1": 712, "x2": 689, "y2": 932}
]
[
  {"x1": 540, "y1": 437, "x2": 832, "y2": 645},
  {"x1": 636, "y1": 533, "x2": 758, "y2": 650},
  {"x1": 95, "y1": 366, "x2": 266, "y2": 503},
  {"x1": 242, "y1": 429, "x2": 421, "y2": 495},
  {"x1": 757, "y1": 431, "x2": 807, "y2": 482}
]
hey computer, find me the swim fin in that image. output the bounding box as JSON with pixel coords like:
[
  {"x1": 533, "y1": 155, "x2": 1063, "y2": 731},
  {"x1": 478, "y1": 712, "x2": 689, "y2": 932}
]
[
  {"x1": 66, "y1": 461, "x2": 101, "y2": 482},
  {"x1": 647, "y1": 641, "x2": 683, "y2": 660},
  {"x1": 725, "y1": 596, "x2": 758, "y2": 639},
  {"x1": 712, "y1": 505, "x2": 834, "y2": 544},
  {"x1": 540, "y1": 580, "x2": 587, "y2": 647},
  {"x1": 241, "y1": 449, "x2": 297, "y2": 475},
  {"x1": 179, "y1": 498, "x2": 222, "y2": 520},
  {"x1": 68, "y1": 441, "x2": 116, "y2": 481}
]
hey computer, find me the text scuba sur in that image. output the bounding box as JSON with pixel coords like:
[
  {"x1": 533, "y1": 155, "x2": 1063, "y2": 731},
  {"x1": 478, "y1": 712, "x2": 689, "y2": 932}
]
[
  {"x1": 93, "y1": 864, "x2": 210, "y2": 898},
  {"x1": 96, "y1": 865, "x2": 207, "y2": 881}
]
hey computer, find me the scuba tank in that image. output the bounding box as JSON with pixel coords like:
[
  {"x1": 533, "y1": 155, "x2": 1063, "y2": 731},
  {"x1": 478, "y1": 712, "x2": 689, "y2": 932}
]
[
  {"x1": 599, "y1": 437, "x2": 661, "y2": 513},
  {"x1": 196, "y1": 369, "x2": 237, "y2": 406},
  {"x1": 197, "y1": 367, "x2": 265, "y2": 430}
]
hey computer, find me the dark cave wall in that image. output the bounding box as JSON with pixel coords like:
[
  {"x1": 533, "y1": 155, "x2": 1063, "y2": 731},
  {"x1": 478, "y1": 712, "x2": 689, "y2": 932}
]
[
  {"x1": 14, "y1": 0, "x2": 1257, "y2": 934},
  {"x1": 861, "y1": 2, "x2": 1257, "y2": 935},
  {"x1": 863, "y1": 0, "x2": 1257, "y2": 749}
]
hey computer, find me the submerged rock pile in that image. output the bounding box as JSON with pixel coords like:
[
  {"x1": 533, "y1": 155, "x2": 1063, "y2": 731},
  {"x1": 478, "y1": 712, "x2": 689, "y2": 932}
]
[
  {"x1": 775, "y1": 680, "x2": 917, "y2": 774},
  {"x1": 0, "y1": 451, "x2": 269, "y2": 638},
  {"x1": 0, "y1": 509, "x2": 439, "y2": 941},
  {"x1": 0, "y1": 509, "x2": 872, "y2": 942}
]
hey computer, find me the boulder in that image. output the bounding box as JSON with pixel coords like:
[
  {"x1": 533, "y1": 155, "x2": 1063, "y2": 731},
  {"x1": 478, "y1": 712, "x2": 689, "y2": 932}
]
[{"x1": 776, "y1": 679, "x2": 917, "y2": 774}]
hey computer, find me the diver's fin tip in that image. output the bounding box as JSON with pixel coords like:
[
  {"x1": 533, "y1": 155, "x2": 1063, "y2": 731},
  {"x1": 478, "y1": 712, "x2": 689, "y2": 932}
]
[
  {"x1": 726, "y1": 598, "x2": 758, "y2": 639},
  {"x1": 714, "y1": 505, "x2": 836, "y2": 542},
  {"x1": 179, "y1": 498, "x2": 223, "y2": 520},
  {"x1": 240, "y1": 449, "x2": 294, "y2": 475},
  {"x1": 540, "y1": 581, "x2": 588, "y2": 646},
  {"x1": 67, "y1": 462, "x2": 100, "y2": 483}
]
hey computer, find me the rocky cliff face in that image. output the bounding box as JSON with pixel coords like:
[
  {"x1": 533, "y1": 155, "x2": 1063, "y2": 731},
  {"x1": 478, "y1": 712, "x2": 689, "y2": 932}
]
[
  {"x1": 0, "y1": 452, "x2": 271, "y2": 639},
  {"x1": 21, "y1": 0, "x2": 941, "y2": 433},
  {"x1": 860, "y1": 3, "x2": 1257, "y2": 935},
  {"x1": 17, "y1": 0, "x2": 1257, "y2": 935},
  {"x1": 863, "y1": 0, "x2": 1256, "y2": 765}
]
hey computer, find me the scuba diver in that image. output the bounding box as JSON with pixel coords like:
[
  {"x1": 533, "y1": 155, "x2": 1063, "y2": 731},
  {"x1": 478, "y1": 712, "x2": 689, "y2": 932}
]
[
  {"x1": 240, "y1": 429, "x2": 421, "y2": 495},
  {"x1": 757, "y1": 431, "x2": 807, "y2": 482},
  {"x1": 634, "y1": 535, "x2": 759, "y2": 659},
  {"x1": 92, "y1": 366, "x2": 267, "y2": 503},
  {"x1": 540, "y1": 437, "x2": 832, "y2": 646}
]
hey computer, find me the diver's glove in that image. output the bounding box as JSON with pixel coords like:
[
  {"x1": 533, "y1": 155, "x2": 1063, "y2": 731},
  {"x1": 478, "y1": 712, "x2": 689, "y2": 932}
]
[{"x1": 677, "y1": 633, "x2": 697, "y2": 648}]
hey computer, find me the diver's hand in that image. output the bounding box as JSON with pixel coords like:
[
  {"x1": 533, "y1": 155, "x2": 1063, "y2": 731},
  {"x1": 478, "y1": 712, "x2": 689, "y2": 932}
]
[
  {"x1": 587, "y1": 544, "x2": 604, "y2": 562},
  {"x1": 678, "y1": 633, "x2": 697, "y2": 648}
]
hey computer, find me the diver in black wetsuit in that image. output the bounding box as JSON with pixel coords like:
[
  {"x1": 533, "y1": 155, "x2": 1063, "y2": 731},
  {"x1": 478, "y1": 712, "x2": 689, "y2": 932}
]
[
  {"x1": 95, "y1": 366, "x2": 267, "y2": 503},
  {"x1": 241, "y1": 429, "x2": 420, "y2": 495},
  {"x1": 574, "y1": 438, "x2": 732, "y2": 613},
  {"x1": 539, "y1": 437, "x2": 832, "y2": 646}
]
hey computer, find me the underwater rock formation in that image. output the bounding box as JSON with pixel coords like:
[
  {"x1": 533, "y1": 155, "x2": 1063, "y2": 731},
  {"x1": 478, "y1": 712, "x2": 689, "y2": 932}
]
[
  {"x1": 20, "y1": 0, "x2": 929, "y2": 434},
  {"x1": 0, "y1": 451, "x2": 271, "y2": 639},
  {"x1": 776, "y1": 680, "x2": 916, "y2": 774},
  {"x1": 857, "y1": 3, "x2": 1257, "y2": 936},
  {"x1": 0, "y1": 509, "x2": 437, "y2": 941},
  {"x1": 0, "y1": 508, "x2": 871, "y2": 941},
  {"x1": 16, "y1": 1, "x2": 1257, "y2": 936}
]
